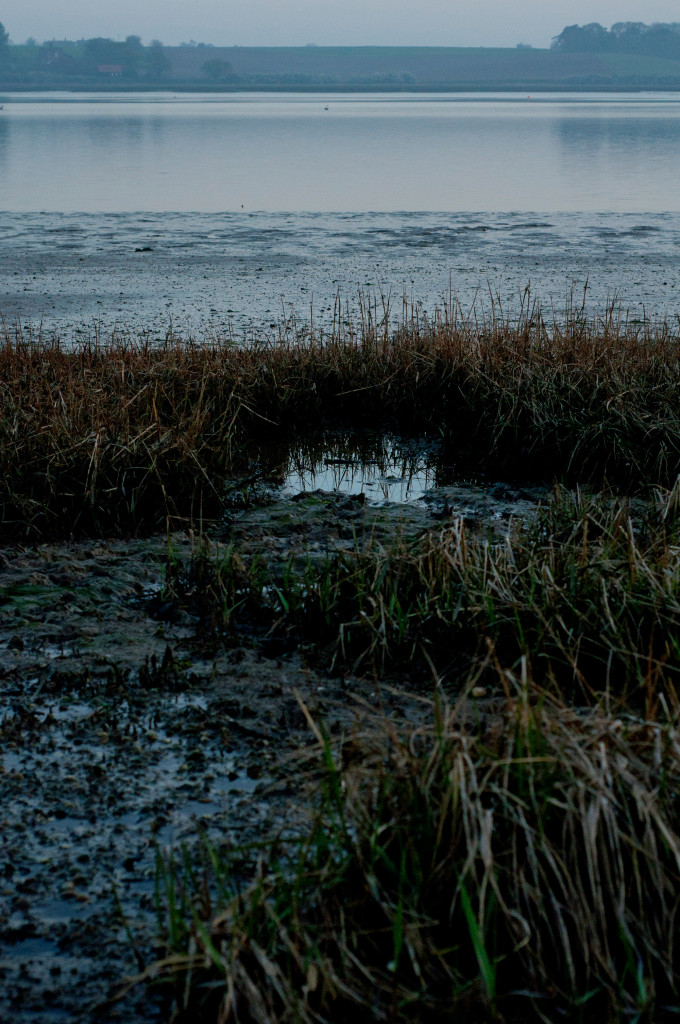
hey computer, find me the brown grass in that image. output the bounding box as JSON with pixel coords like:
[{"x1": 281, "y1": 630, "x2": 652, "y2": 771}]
[
  {"x1": 2, "y1": 303, "x2": 680, "y2": 537},
  {"x1": 145, "y1": 679, "x2": 680, "y2": 1023}
]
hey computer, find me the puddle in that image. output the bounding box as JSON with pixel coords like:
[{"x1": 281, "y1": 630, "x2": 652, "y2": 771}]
[
  {"x1": 279, "y1": 434, "x2": 444, "y2": 505},
  {"x1": 0, "y1": 936, "x2": 61, "y2": 960},
  {"x1": 42, "y1": 644, "x2": 75, "y2": 661},
  {"x1": 31, "y1": 898, "x2": 91, "y2": 925},
  {"x1": 270, "y1": 433, "x2": 549, "y2": 524}
]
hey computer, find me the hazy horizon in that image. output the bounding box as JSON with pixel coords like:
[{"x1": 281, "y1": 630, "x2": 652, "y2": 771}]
[{"x1": 3, "y1": 1, "x2": 680, "y2": 50}]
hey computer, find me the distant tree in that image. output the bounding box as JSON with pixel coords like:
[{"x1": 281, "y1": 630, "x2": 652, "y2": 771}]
[
  {"x1": 611, "y1": 21, "x2": 647, "y2": 38},
  {"x1": 0, "y1": 22, "x2": 9, "y2": 47},
  {"x1": 202, "y1": 58, "x2": 235, "y2": 81},
  {"x1": 25, "y1": 36, "x2": 37, "y2": 47},
  {"x1": 146, "y1": 40, "x2": 170, "y2": 77},
  {"x1": 83, "y1": 36, "x2": 142, "y2": 77},
  {"x1": 551, "y1": 23, "x2": 609, "y2": 52},
  {"x1": 125, "y1": 35, "x2": 143, "y2": 49},
  {"x1": 84, "y1": 36, "x2": 119, "y2": 62},
  {"x1": 37, "y1": 43, "x2": 78, "y2": 77},
  {"x1": 637, "y1": 23, "x2": 680, "y2": 60}
]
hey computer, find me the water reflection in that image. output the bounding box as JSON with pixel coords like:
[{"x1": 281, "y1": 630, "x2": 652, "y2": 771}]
[
  {"x1": 279, "y1": 434, "x2": 444, "y2": 505},
  {"x1": 0, "y1": 115, "x2": 8, "y2": 171},
  {"x1": 554, "y1": 114, "x2": 680, "y2": 208},
  {"x1": 1, "y1": 92, "x2": 680, "y2": 212},
  {"x1": 557, "y1": 116, "x2": 680, "y2": 154}
]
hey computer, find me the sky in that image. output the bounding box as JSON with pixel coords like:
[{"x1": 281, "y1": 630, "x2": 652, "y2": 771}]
[{"x1": 2, "y1": 1, "x2": 680, "y2": 49}]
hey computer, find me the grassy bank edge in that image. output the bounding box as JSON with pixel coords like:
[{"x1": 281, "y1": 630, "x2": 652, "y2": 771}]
[{"x1": 3, "y1": 303, "x2": 680, "y2": 539}]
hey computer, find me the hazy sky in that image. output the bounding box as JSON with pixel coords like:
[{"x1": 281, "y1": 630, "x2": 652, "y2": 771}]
[{"x1": 2, "y1": 1, "x2": 680, "y2": 49}]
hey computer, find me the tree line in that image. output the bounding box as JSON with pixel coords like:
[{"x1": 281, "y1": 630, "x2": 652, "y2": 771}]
[
  {"x1": 0, "y1": 30, "x2": 240, "y2": 82},
  {"x1": 552, "y1": 21, "x2": 680, "y2": 60}
]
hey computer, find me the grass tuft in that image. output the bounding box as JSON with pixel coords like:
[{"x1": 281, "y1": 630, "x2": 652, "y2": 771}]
[{"x1": 145, "y1": 685, "x2": 680, "y2": 1023}]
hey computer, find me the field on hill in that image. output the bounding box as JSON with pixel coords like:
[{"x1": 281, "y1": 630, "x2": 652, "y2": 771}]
[
  {"x1": 167, "y1": 44, "x2": 680, "y2": 88},
  {"x1": 4, "y1": 43, "x2": 680, "y2": 90}
]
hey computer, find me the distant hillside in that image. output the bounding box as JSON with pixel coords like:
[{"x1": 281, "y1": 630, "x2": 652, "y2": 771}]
[
  {"x1": 3, "y1": 42, "x2": 680, "y2": 91},
  {"x1": 165, "y1": 44, "x2": 680, "y2": 88}
]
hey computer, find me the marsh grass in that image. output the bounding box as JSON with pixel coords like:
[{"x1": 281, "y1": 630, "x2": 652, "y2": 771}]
[
  {"x1": 3, "y1": 300, "x2": 680, "y2": 537},
  {"x1": 46, "y1": 301, "x2": 680, "y2": 1020},
  {"x1": 141, "y1": 483, "x2": 680, "y2": 1022},
  {"x1": 146, "y1": 681, "x2": 680, "y2": 1023},
  {"x1": 160, "y1": 484, "x2": 680, "y2": 702}
]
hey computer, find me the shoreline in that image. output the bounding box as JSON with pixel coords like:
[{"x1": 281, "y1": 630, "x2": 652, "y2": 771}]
[
  {"x1": 5, "y1": 83, "x2": 680, "y2": 93},
  {"x1": 1, "y1": 211, "x2": 679, "y2": 340}
]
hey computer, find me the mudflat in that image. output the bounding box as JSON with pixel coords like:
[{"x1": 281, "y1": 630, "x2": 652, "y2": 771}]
[{"x1": 1, "y1": 211, "x2": 679, "y2": 339}]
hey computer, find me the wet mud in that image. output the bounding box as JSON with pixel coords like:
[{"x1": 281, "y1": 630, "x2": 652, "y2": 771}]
[
  {"x1": 0, "y1": 463, "x2": 549, "y2": 1022},
  {"x1": 1, "y1": 211, "x2": 678, "y2": 339}
]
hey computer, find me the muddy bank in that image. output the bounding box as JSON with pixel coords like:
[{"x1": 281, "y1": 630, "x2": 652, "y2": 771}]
[
  {"x1": 0, "y1": 531, "x2": 348, "y2": 1023},
  {"x1": 0, "y1": 476, "x2": 549, "y2": 1022}
]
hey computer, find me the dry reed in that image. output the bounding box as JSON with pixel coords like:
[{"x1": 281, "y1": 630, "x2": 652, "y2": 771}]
[
  {"x1": 2, "y1": 302, "x2": 680, "y2": 537},
  {"x1": 147, "y1": 679, "x2": 680, "y2": 1023}
]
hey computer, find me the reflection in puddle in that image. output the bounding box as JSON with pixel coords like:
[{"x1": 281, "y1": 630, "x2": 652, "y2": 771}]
[
  {"x1": 280, "y1": 434, "x2": 443, "y2": 505},
  {"x1": 43, "y1": 643, "x2": 75, "y2": 660},
  {"x1": 262, "y1": 431, "x2": 551, "y2": 532}
]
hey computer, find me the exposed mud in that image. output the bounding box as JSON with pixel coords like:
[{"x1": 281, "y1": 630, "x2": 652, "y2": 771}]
[
  {"x1": 0, "y1": 472, "x2": 549, "y2": 1022},
  {"x1": 1, "y1": 211, "x2": 678, "y2": 339}
]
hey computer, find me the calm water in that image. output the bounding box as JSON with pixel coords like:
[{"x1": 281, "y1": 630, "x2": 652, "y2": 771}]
[
  {"x1": 1, "y1": 92, "x2": 679, "y2": 334},
  {"x1": 1, "y1": 91, "x2": 680, "y2": 212}
]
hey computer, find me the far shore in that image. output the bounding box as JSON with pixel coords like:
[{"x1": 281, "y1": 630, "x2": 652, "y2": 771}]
[{"x1": 4, "y1": 82, "x2": 680, "y2": 93}]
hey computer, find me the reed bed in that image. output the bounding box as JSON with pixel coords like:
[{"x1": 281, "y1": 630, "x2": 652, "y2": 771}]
[
  {"x1": 148, "y1": 682, "x2": 680, "y2": 1023},
  {"x1": 2, "y1": 303, "x2": 680, "y2": 537},
  {"x1": 18, "y1": 303, "x2": 678, "y2": 1018}
]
